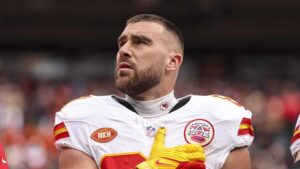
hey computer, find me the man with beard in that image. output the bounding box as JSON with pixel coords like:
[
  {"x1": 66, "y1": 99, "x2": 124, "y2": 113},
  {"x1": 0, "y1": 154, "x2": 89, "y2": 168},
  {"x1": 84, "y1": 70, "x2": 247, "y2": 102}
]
[{"x1": 53, "y1": 14, "x2": 254, "y2": 169}]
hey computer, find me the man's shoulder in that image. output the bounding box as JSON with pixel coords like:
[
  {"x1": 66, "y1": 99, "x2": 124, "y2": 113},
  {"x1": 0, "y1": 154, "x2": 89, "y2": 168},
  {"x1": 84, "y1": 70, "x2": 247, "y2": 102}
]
[
  {"x1": 191, "y1": 94, "x2": 241, "y2": 105},
  {"x1": 191, "y1": 94, "x2": 245, "y2": 110},
  {"x1": 62, "y1": 95, "x2": 112, "y2": 109},
  {"x1": 188, "y1": 95, "x2": 254, "y2": 152},
  {"x1": 291, "y1": 115, "x2": 300, "y2": 158},
  {"x1": 56, "y1": 95, "x2": 114, "y2": 119},
  {"x1": 189, "y1": 94, "x2": 252, "y2": 121}
]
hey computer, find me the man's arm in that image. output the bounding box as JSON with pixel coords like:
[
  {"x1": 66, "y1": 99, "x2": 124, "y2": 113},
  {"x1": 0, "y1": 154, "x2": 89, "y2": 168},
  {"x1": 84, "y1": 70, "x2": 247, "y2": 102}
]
[
  {"x1": 58, "y1": 148, "x2": 98, "y2": 169},
  {"x1": 296, "y1": 151, "x2": 300, "y2": 162},
  {"x1": 222, "y1": 147, "x2": 251, "y2": 169},
  {"x1": 290, "y1": 152, "x2": 300, "y2": 169}
]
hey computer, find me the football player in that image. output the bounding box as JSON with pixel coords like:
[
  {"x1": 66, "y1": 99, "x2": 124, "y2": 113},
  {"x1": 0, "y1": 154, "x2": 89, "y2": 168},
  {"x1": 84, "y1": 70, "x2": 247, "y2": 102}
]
[
  {"x1": 0, "y1": 143, "x2": 9, "y2": 169},
  {"x1": 290, "y1": 115, "x2": 300, "y2": 169},
  {"x1": 54, "y1": 14, "x2": 254, "y2": 169}
]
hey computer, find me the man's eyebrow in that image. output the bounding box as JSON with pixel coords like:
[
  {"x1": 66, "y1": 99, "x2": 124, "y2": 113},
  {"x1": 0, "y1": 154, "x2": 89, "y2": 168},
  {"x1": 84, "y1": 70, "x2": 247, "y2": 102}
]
[
  {"x1": 131, "y1": 35, "x2": 152, "y2": 44},
  {"x1": 117, "y1": 34, "x2": 153, "y2": 45},
  {"x1": 117, "y1": 35, "x2": 126, "y2": 44}
]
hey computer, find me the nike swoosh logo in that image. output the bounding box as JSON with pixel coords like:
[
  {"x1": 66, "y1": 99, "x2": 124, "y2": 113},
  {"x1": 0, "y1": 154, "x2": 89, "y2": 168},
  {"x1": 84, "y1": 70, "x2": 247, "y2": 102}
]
[{"x1": 2, "y1": 158, "x2": 7, "y2": 164}]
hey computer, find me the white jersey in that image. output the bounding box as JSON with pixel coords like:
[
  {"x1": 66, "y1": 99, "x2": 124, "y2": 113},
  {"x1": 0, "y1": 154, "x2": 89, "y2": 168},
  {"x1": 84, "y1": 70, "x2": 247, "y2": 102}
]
[
  {"x1": 54, "y1": 94, "x2": 254, "y2": 169},
  {"x1": 291, "y1": 115, "x2": 300, "y2": 158}
]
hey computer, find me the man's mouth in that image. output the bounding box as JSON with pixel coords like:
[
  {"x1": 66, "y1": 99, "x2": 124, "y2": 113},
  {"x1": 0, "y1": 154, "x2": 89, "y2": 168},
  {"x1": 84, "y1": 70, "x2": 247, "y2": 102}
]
[{"x1": 118, "y1": 62, "x2": 133, "y2": 71}]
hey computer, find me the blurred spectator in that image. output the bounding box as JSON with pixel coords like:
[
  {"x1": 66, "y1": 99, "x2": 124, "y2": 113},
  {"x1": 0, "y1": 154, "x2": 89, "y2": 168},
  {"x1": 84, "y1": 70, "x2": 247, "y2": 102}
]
[{"x1": 0, "y1": 80, "x2": 24, "y2": 132}]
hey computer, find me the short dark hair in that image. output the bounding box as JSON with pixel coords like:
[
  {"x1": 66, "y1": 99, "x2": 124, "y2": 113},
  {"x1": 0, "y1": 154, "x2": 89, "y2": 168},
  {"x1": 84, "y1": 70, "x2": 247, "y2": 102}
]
[{"x1": 126, "y1": 14, "x2": 184, "y2": 54}]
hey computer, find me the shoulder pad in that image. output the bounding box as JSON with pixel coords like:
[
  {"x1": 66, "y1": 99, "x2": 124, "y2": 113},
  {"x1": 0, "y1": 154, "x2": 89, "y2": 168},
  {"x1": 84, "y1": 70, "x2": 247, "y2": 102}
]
[
  {"x1": 58, "y1": 95, "x2": 103, "y2": 120},
  {"x1": 210, "y1": 94, "x2": 244, "y2": 108}
]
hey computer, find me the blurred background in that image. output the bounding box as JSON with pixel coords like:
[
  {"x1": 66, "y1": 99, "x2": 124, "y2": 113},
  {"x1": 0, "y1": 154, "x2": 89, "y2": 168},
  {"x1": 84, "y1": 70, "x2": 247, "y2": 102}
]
[{"x1": 0, "y1": 0, "x2": 300, "y2": 168}]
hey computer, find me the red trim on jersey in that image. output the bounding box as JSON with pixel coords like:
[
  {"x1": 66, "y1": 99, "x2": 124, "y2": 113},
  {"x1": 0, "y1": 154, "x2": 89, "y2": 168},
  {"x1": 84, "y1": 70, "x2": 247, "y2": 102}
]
[
  {"x1": 292, "y1": 125, "x2": 300, "y2": 144},
  {"x1": 240, "y1": 117, "x2": 252, "y2": 125},
  {"x1": 54, "y1": 122, "x2": 66, "y2": 131},
  {"x1": 53, "y1": 122, "x2": 70, "y2": 141},
  {"x1": 295, "y1": 125, "x2": 300, "y2": 132},
  {"x1": 101, "y1": 153, "x2": 145, "y2": 169},
  {"x1": 237, "y1": 118, "x2": 254, "y2": 136},
  {"x1": 238, "y1": 128, "x2": 254, "y2": 136},
  {"x1": 55, "y1": 132, "x2": 70, "y2": 141}
]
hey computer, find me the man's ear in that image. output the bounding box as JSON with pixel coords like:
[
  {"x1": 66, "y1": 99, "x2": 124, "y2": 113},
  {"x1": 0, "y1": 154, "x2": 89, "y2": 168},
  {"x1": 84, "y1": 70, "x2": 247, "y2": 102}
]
[{"x1": 166, "y1": 52, "x2": 183, "y2": 71}]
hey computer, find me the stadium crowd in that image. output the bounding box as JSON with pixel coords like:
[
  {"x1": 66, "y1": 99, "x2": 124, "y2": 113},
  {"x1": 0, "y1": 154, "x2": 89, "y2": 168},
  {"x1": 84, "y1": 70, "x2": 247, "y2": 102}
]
[{"x1": 0, "y1": 52, "x2": 299, "y2": 169}]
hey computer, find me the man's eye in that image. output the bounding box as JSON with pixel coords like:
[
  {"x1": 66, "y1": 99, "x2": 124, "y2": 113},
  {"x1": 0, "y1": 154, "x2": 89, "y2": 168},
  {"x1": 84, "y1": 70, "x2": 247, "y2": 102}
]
[
  {"x1": 118, "y1": 41, "x2": 125, "y2": 47},
  {"x1": 135, "y1": 39, "x2": 146, "y2": 45}
]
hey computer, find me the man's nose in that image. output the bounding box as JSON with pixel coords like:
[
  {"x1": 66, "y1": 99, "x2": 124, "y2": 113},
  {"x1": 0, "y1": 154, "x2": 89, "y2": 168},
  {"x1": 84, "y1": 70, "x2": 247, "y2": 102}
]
[{"x1": 118, "y1": 43, "x2": 131, "y2": 59}]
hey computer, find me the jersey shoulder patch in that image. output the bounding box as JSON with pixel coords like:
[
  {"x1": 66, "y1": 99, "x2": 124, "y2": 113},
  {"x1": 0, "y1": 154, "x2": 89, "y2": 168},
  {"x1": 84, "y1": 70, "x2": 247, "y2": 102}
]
[
  {"x1": 291, "y1": 116, "x2": 300, "y2": 157},
  {"x1": 53, "y1": 122, "x2": 70, "y2": 141},
  {"x1": 237, "y1": 117, "x2": 254, "y2": 136},
  {"x1": 292, "y1": 124, "x2": 300, "y2": 144}
]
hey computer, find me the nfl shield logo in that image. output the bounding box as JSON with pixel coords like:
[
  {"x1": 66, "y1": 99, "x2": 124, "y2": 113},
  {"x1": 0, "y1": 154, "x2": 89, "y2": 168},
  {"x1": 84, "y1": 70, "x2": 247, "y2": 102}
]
[{"x1": 146, "y1": 126, "x2": 156, "y2": 137}]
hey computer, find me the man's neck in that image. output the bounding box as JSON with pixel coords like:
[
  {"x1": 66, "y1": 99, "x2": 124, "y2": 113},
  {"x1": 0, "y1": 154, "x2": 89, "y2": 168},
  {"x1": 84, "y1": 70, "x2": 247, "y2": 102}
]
[
  {"x1": 128, "y1": 84, "x2": 174, "y2": 101},
  {"x1": 125, "y1": 91, "x2": 178, "y2": 120}
]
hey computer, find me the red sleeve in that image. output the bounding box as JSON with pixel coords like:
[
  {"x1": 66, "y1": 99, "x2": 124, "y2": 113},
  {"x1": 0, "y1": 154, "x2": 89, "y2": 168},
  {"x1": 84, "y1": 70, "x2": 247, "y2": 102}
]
[{"x1": 0, "y1": 143, "x2": 9, "y2": 169}]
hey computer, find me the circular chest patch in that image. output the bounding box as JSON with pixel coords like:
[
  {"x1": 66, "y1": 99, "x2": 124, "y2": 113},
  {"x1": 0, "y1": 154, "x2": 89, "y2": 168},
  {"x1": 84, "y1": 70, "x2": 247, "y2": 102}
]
[{"x1": 184, "y1": 119, "x2": 214, "y2": 147}]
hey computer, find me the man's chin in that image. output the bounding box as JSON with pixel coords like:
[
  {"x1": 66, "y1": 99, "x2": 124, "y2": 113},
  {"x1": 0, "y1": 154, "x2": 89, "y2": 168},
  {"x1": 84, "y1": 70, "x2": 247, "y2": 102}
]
[
  {"x1": 116, "y1": 75, "x2": 131, "y2": 83},
  {"x1": 117, "y1": 68, "x2": 133, "y2": 77},
  {"x1": 115, "y1": 77, "x2": 129, "y2": 88},
  {"x1": 115, "y1": 83, "x2": 130, "y2": 95}
]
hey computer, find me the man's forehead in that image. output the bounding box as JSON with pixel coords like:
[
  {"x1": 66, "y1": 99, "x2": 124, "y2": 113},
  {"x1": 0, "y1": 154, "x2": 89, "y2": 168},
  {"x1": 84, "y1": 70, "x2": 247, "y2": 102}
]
[{"x1": 120, "y1": 21, "x2": 165, "y2": 37}]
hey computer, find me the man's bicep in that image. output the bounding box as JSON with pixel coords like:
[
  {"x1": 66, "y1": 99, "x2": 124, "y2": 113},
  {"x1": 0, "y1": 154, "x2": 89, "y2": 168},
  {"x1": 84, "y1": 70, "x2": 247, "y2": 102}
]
[
  {"x1": 59, "y1": 148, "x2": 98, "y2": 169},
  {"x1": 221, "y1": 147, "x2": 251, "y2": 169}
]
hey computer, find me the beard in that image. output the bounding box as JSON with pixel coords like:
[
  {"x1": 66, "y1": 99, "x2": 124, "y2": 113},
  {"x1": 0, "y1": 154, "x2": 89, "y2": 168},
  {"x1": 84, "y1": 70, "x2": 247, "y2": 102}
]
[{"x1": 115, "y1": 63, "x2": 163, "y2": 96}]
